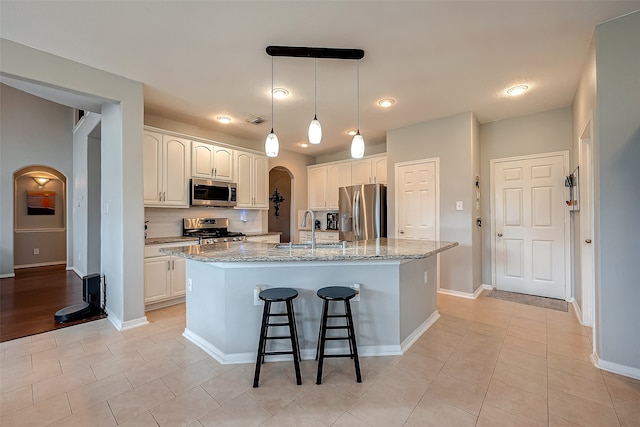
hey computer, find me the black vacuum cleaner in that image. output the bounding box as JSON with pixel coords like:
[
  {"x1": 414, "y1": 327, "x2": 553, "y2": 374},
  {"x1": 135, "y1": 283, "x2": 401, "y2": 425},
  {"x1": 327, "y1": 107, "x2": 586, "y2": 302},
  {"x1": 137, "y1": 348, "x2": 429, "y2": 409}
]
[{"x1": 54, "y1": 273, "x2": 104, "y2": 323}]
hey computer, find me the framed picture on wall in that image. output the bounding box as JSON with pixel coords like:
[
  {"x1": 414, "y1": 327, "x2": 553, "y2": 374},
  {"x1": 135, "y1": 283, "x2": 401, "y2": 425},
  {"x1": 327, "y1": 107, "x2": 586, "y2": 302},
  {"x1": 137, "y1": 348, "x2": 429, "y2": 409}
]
[{"x1": 27, "y1": 190, "x2": 56, "y2": 215}]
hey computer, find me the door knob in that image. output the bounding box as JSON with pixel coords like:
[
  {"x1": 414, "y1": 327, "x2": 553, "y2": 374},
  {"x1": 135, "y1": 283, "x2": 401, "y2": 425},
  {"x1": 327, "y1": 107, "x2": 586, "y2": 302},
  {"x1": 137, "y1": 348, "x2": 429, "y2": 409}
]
[
  {"x1": 497, "y1": 233, "x2": 503, "y2": 237},
  {"x1": 585, "y1": 239, "x2": 592, "y2": 244}
]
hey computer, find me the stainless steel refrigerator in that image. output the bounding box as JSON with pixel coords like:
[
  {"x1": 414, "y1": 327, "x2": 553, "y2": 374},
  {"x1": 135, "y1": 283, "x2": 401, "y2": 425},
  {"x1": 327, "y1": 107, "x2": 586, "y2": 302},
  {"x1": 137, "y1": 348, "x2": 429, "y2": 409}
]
[{"x1": 339, "y1": 184, "x2": 387, "y2": 241}]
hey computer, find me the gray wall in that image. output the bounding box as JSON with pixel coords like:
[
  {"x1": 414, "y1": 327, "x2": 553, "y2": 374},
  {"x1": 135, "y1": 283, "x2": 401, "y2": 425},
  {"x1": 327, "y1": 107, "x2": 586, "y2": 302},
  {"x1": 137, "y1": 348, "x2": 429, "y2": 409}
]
[
  {"x1": 387, "y1": 112, "x2": 480, "y2": 294},
  {"x1": 594, "y1": 11, "x2": 640, "y2": 372},
  {"x1": 0, "y1": 84, "x2": 74, "y2": 275},
  {"x1": 1, "y1": 39, "x2": 145, "y2": 327},
  {"x1": 479, "y1": 107, "x2": 573, "y2": 285}
]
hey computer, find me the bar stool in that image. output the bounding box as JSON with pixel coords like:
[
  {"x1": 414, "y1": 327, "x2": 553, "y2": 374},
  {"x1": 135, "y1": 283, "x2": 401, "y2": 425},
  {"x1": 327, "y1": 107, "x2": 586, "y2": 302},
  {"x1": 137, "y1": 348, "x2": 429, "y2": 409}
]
[
  {"x1": 253, "y1": 287, "x2": 302, "y2": 388},
  {"x1": 315, "y1": 286, "x2": 362, "y2": 384}
]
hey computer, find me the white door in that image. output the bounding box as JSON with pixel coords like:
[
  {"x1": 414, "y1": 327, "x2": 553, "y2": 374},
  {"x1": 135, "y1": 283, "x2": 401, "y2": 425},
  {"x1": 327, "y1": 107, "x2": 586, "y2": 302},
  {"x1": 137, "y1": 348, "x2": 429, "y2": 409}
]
[
  {"x1": 396, "y1": 159, "x2": 438, "y2": 240},
  {"x1": 213, "y1": 146, "x2": 234, "y2": 181},
  {"x1": 235, "y1": 151, "x2": 253, "y2": 207},
  {"x1": 492, "y1": 152, "x2": 568, "y2": 299},
  {"x1": 143, "y1": 131, "x2": 162, "y2": 205},
  {"x1": 192, "y1": 142, "x2": 214, "y2": 178},
  {"x1": 253, "y1": 155, "x2": 269, "y2": 208}
]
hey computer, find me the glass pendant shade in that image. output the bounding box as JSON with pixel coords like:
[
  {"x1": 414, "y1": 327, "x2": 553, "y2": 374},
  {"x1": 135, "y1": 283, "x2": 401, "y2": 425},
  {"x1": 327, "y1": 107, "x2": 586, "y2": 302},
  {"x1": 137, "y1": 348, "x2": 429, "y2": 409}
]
[
  {"x1": 265, "y1": 129, "x2": 279, "y2": 157},
  {"x1": 351, "y1": 132, "x2": 365, "y2": 159},
  {"x1": 308, "y1": 116, "x2": 322, "y2": 144}
]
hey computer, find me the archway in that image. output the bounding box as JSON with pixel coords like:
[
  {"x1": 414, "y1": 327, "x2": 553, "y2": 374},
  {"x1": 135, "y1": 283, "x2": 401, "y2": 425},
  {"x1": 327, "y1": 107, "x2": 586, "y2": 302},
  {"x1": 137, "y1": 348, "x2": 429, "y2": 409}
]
[
  {"x1": 268, "y1": 167, "x2": 293, "y2": 243},
  {"x1": 13, "y1": 166, "x2": 67, "y2": 268}
]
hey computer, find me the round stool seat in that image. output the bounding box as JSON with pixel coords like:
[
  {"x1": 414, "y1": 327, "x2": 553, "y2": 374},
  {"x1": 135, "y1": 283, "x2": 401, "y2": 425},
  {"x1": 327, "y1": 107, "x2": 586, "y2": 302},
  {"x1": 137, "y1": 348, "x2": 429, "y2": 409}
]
[
  {"x1": 259, "y1": 287, "x2": 298, "y2": 302},
  {"x1": 317, "y1": 286, "x2": 356, "y2": 301}
]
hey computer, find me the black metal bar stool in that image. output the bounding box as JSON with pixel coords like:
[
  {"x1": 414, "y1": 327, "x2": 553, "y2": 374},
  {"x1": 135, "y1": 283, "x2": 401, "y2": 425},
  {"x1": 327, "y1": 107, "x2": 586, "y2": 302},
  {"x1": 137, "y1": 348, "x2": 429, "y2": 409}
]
[
  {"x1": 315, "y1": 286, "x2": 362, "y2": 384},
  {"x1": 253, "y1": 287, "x2": 302, "y2": 388}
]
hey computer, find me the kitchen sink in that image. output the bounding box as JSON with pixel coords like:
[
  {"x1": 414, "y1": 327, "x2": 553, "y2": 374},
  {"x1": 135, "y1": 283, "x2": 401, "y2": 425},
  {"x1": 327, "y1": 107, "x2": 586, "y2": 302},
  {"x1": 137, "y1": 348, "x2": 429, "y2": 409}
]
[{"x1": 274, "y1": 242, "x2": 345, "y2": 249}]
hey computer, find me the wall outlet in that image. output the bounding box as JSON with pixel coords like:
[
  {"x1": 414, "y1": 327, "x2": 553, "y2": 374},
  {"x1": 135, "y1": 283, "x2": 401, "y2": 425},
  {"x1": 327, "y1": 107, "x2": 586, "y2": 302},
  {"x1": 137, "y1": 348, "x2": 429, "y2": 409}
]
[
  {"x1": 187, "y1": 278, "x2": 192, "y2": 292},
  {"x1": 456, "y1": 201, "x2": 463, "y2": 211},
  {"x1": 352, "y1": 283, "x2": 361, "y2": 302},
  {"x1": 254, "y1": 285, "x2": 265, "y2": 306},
  {"x1": 33, "y1": 248, "x2": 40, "y2": 255},
  {"x1": 424, "y1": 271, "x2": 428, "y2": 284}
]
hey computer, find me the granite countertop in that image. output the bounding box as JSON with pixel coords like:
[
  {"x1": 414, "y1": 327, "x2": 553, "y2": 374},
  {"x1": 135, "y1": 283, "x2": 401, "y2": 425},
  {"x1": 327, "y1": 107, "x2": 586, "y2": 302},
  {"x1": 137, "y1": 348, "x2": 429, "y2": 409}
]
[
  {"x1": 298, "y1": 229, "x2": 339, "y2": 233},
  {"x1": 145, "y1": 236, "x2": 200, "y2": 245},
  {"x1": 160, "y1": 238, "x2": 458, "y2": 263}
]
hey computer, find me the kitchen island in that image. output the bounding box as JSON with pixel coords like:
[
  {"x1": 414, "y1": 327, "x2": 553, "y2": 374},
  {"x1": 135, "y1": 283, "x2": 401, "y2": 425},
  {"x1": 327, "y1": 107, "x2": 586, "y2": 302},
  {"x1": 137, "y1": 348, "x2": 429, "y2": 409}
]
[{"x1": 161, "y1": 238, "x2": 457, "y2": 364}]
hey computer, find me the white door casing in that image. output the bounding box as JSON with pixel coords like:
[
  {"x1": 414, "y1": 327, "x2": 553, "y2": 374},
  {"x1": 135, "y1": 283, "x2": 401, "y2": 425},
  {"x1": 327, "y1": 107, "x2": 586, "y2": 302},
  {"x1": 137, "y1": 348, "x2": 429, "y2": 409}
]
[
  {"x1": 491, "y1": 151, "x2": 570, "y2": 300},
  {"x1": 579, "y1": 113, "x2": 595, "y2": 330}
]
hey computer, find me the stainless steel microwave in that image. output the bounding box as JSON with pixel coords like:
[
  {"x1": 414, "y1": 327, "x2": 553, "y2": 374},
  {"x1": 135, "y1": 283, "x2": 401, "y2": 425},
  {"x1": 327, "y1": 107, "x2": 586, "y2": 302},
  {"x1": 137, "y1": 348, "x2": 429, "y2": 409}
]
[{"x1": 190, "y1": 179, "x2": 237, "y2": 207}]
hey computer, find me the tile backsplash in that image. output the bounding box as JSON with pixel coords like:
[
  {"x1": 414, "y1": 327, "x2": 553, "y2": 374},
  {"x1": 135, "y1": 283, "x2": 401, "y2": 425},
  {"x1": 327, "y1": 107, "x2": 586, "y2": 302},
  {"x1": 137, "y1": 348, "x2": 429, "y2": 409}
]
[{"x1": 145, "y1": 207, "x2": 266, "y2": 238}]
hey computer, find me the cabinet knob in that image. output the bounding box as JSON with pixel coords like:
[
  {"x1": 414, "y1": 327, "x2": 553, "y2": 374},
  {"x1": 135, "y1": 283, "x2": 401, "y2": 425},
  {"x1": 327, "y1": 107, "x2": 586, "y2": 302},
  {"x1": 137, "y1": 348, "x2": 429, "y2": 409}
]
[
  {"x1": 585, "y1": 239, "x2": 592, "y2": 244},
  {"x1": 399, "y1": 230, "x2": 405, "y2": 234},
  {"x1": 497, "y1": 233, "x2": 503, "y2": 237}
]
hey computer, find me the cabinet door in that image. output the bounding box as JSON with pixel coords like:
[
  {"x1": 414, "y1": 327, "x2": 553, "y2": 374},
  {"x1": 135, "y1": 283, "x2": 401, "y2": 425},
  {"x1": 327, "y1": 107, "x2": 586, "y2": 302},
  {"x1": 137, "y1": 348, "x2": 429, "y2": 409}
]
[
  {"x1": 252, "y1": 155, "x2": 269, "y2": 208},
  {"x1": 351, "y1": 159, "x2": 373, "y2": 185},
  {"x1": 372, "y1": 156, "x2": 387, "y2": 184},
  {"x1": 213, "y1": 146, "x2": 234, "y2": 181},
  {"x1": 235, "y1": 151, "x2": 253, "y2": 207},
  {"x1": 163, "y1": 136, "x2": 190, "y2": 206},
  {"x1": 191, "y1": 142, "x2": 214, "y2": 178},
  {"x1": 143, "y1": 132, "x2": 163, "y2": 205},
  {"x1": 326, "y1": 163, "x2": 351, "y2": 209},
  {"x1": 169, "y1": 257, "x2": 186, "y2": 297},
  {"x1": 144, "y1": 257, "x2": 170, "y2": 303},
  {"x1": 308, "y1": 166, "x2": 327, "y2": 209}
]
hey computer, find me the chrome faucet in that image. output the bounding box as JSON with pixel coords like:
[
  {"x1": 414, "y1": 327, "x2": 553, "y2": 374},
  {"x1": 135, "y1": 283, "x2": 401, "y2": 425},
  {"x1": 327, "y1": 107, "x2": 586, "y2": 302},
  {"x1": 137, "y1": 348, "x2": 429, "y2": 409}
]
[{"x1": 301, "y1": 210, "x2": 316, "y2": 249}]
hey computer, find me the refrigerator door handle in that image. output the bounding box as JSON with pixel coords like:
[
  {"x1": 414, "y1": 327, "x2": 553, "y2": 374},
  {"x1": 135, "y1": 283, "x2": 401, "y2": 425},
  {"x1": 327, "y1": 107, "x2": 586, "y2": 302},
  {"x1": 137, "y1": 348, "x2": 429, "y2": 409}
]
[{"x1": 354, "y1": 190, "x2": 361, "y2": 238}]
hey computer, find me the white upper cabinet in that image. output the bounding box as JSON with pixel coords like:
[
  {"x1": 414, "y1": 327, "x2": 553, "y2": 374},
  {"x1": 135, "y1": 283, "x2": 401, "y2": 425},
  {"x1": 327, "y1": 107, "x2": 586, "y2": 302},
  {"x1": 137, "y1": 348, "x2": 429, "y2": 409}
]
[
  {"x1": 191, "y1": 141, "x2": 234, "y2": 181},
  {"x1": 235, "y1": 151, "x2": 268, "y2": 209},
  {"x1": 308, "y1": 166, "x2": 328, "y2": 210},
  {"x1": 352, "y1": 155, "x2": 387, "y2": 185},
  {"x1": 143, "y1": 131, "x2": 190, "y2": 207}
]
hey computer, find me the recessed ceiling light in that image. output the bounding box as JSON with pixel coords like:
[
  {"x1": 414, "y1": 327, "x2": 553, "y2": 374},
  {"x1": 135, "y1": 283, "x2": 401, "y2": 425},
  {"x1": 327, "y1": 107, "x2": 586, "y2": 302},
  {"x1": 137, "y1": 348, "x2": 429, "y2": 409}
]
[
  {"x1": 347, "y1": 129, "x2": 357, "y2": 136},
  {"x1": 506, "y1": 84, "x2": 529, "y2": 96},
  {"x1": 217, "y1": 115, "x2": 232, "y2": 124},
  {"x1": 298, "y1": 142, "x2": 309, "y2": 148},
  {"x1": 378, "y1": 98, "x2": 395, "y2": 108},
  {"x1": 272, "y1": 88, "x2": 289, "y2": 99}
]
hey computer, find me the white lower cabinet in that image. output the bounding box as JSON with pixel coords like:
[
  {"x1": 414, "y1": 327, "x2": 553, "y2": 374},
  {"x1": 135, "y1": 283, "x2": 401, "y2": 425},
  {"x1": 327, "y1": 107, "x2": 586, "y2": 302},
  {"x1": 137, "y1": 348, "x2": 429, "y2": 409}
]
[
  {"x1": 144, "y1": 241, "x2": 196, "y2": 308},
  {"x1": 298, "y1": 231, "x2": 339, "y2": 243}
]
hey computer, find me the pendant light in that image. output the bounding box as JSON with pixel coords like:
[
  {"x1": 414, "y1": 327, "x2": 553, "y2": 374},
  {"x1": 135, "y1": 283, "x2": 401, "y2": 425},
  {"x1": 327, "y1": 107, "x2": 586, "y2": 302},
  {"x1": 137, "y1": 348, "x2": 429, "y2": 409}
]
[
  {"x1": 351, "y1": 60, "x2": 365, "y2": 159},
  {"x1": 265, "y1": 56, "x2": 279, "y2": 157},
  {"x1": 308, "y1": 58, "x2": 322, "y2": 145}
]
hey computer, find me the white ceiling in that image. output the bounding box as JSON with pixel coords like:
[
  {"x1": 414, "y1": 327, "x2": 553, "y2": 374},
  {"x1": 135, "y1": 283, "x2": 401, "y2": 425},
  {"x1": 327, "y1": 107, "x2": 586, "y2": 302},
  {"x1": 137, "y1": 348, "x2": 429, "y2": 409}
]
[{"x1": 1, "y1": 1, "x2": 639, "y2": 157}]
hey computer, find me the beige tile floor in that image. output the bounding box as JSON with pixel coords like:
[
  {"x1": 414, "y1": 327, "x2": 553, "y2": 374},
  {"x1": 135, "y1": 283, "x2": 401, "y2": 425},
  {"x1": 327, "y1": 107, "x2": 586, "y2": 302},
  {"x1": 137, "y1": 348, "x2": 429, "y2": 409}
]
[{"x1": 1, "y1": 292, "x2": 639, "y2": 426}]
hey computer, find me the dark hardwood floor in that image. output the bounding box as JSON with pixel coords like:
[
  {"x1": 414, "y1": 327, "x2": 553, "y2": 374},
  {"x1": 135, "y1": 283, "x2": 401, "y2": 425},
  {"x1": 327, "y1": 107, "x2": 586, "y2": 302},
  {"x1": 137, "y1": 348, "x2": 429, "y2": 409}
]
[{"x1": 0, "y1": 265, "x2": 105, "y2": 342}]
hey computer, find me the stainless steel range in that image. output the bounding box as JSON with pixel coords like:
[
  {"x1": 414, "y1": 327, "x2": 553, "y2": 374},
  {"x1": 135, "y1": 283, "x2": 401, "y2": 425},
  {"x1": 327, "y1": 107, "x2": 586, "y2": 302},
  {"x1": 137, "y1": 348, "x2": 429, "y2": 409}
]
[{"x1": 183, "y1": 218, "x2": 246, "y2": 244}]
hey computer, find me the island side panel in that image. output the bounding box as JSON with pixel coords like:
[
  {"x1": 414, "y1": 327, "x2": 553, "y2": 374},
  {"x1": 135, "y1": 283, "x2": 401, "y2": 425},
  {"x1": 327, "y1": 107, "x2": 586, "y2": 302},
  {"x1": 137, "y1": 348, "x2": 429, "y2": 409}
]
[
  {"x1": 399, "y1": 256, "x2": 439, "y2": 347},
  {"x1": 185, "y1": 260, "x2": 404, "y2": 363},
  {"x1": 184, "y1": 260, "x2": 229, "y2": 358}
]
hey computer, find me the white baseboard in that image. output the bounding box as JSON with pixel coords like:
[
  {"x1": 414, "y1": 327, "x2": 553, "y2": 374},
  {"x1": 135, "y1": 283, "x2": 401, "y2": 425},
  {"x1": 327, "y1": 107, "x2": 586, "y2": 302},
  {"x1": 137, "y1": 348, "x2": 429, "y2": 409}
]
[
  {"x1": 591, "y1": 352, "x2": 640, "y2": 380},
  {"x1": 67, "y1": 266, "x2": 85, "y2": 279},
  {"x1": 183, "y1": 329, "x2": 404, "y2": 365},
  {"x1": 401, "y1": 311, "x2": 440, "y2": 353},
  {"x1": 0, "y1": 273, "x2": 16, "y2": 279},
  {"x1": 106, "y1": 309, "x2": 149, "y2": 331},
  {"x1": 569, "y1": 298, "x2": 587, "y2": 326},
  {"x1": 14, "y1": 261, "x2": 66, "y2": 269},
  {"x1": 438, "y1": 284, "x2": 492, "y2": 300}
]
